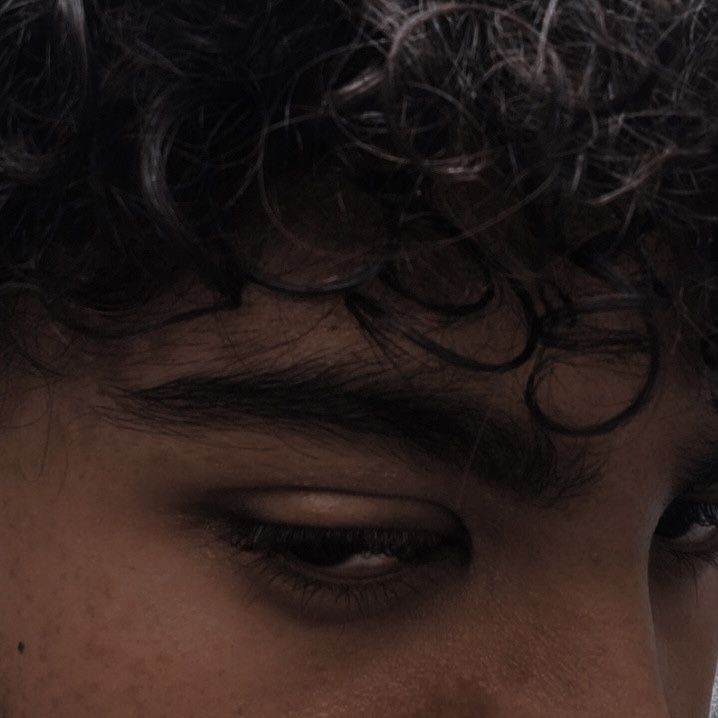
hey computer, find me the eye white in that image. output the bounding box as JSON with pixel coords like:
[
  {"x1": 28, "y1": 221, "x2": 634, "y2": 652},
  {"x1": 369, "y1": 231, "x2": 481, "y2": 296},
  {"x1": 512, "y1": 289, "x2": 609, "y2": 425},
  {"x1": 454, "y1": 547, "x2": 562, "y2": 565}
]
[
  {"x1": 294, "y1": 552, "x2": 402, "y2": 580},
  {"x1": 670, "y1": 522, "x2": 718, "y2": 547}
]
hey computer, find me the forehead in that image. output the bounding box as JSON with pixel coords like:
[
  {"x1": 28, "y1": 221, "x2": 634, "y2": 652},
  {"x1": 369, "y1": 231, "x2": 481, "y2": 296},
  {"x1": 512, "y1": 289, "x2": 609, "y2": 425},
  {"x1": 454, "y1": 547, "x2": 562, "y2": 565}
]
[
  {"x1": 45, "y1": 176, "x2": 710, "y2": 508},
  {"x1": 94, "y1": 281, "x2": 715, "y2": 485}
]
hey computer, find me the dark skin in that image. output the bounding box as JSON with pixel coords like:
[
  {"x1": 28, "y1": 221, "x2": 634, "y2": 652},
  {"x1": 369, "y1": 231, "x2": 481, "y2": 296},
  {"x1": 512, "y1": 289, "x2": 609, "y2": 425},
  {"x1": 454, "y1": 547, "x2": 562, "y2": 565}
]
[{"x1": 0, "y1": 188, "x2": 717, "y2": 717}]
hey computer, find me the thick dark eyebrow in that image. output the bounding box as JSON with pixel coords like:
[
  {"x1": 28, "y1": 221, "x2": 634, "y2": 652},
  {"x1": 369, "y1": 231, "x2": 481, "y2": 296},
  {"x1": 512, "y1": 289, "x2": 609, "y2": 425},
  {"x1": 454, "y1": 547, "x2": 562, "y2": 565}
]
[
  {"x1": 675, "y1": 437, "x2": 718, "y2": 494},
  {"x1": 103, "y1": 362, "x2": 598, "y2": 503}
]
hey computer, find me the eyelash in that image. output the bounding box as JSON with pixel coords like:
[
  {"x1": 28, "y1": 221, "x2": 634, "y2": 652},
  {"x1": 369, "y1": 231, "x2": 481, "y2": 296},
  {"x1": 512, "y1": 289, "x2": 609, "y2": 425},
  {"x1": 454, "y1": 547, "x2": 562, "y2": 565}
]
[
  {"x1": 654, "y1": 499, "x2": 718, "y2": 569},
  {"x1": 210, "y1": 516, "x2": 467, "y2": 615},
  {"x1": 198, "y1": 497, "x2": 718, "y2": 614}
]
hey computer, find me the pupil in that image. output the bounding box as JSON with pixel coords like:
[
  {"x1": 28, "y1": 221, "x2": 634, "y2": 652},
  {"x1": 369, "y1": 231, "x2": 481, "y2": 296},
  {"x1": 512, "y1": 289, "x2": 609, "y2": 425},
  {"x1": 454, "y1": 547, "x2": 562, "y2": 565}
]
[{"x1": 289, "y1": 541, "x2": 364, "y2": 567}]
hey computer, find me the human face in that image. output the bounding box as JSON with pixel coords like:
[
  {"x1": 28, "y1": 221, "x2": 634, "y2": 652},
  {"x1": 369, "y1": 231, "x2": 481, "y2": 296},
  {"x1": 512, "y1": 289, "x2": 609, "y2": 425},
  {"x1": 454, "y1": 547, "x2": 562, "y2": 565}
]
[
  {"x1": 1, "y1": 194, "x2": 717, "y2": 717},
  {"x1": 0, "y1": 282, "x2": 716, "y2": 718}
]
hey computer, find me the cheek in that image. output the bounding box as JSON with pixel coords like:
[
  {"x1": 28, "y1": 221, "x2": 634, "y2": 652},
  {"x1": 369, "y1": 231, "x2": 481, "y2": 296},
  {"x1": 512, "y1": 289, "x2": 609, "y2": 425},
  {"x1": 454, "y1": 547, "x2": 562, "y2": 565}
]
[{"x1": 0, "y1": 482, "x2": 294, "y2": 717}]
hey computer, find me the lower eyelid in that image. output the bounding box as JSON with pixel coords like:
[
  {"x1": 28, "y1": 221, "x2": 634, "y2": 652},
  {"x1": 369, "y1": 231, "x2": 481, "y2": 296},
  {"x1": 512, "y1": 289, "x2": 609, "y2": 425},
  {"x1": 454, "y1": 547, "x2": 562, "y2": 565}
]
[
  {"x1": 650, "y1": 537, "x2": 718, "y2": 583},
  {"x1": 248, "y1": 550, "x2": 462, "y2": 619},
  {"x1": 206, "y1": 522, "x2": 468, "y2": 617}
]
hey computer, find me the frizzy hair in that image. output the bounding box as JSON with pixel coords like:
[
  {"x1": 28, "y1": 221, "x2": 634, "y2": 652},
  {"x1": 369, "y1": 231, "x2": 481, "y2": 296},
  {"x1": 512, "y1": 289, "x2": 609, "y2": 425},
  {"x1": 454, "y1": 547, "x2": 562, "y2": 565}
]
[{"x1": 2, "y1": 0, "x2": 718, "y2": 434}]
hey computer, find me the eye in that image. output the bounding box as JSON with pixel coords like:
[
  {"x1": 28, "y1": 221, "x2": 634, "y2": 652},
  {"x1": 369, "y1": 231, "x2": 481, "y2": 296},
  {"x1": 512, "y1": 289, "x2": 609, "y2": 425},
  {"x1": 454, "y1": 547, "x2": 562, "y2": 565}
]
[
  {"x1": 188, "y1": 489, "x2": 470, "y2": 618},
  {"x1": 250, "y1": 524, "x2": 445, "y2": 580},
  {"x1": 215, "y1": 519, "x2": 468, "y2": 616},
  {"x1": 653, "y1": 498, "x2": 718, "y2": 566}
]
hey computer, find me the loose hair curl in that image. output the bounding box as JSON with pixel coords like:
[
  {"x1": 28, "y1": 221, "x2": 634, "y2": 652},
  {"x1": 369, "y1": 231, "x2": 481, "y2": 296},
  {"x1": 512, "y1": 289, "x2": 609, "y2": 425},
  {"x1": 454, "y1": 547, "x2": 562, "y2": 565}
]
[{"x1": 2, "y1": 0, "x2": 718, "y2": 434}]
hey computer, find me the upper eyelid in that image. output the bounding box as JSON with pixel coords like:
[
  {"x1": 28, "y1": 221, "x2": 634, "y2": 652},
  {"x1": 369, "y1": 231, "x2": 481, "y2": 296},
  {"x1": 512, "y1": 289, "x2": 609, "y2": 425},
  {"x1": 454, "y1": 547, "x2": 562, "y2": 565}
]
[
  {"x1": 665, "y1": 486, "x2": 718, "y2": 508},
  {"x1": 191, "y1": 487, "x2": 467, "y2": 537},
  {"x1": 673, "y1": 440, "x2": 718, "y2": 496}
]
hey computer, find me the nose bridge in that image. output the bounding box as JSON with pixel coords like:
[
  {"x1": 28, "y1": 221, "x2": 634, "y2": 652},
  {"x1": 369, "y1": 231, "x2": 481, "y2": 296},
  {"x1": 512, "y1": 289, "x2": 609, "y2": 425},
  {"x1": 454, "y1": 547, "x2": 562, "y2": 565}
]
[
  {"x1": 515, "y1": 583, "x2": 671, "y2": 716},
  {"x1": 421, "y1": 578, "x2": 673, "y2": 718}
]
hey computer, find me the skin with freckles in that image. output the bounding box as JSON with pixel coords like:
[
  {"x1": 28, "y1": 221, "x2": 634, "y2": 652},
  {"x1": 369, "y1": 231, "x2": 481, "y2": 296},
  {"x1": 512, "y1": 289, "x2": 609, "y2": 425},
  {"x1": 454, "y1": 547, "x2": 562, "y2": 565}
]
[{"x1": 0, "y1": 271, "x2": 717, "y2": 717}]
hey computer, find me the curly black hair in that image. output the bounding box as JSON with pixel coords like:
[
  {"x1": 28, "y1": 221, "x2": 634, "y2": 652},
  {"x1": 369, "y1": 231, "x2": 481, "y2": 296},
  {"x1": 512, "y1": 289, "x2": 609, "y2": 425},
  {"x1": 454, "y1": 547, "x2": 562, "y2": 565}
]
[{"x1": 2, "y1": 0, "x2": 718, "y2": 435}]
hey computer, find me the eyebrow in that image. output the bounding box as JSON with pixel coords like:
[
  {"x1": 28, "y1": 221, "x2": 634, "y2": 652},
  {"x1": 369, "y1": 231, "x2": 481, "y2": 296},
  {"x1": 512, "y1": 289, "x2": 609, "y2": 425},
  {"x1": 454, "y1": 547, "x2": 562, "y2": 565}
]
[
  {"x1": 675, "y1": 437, "x2": 718, "y2": 494},
  {"x1": 104, "y1": 361, "x2": 600, "y2": 503}
]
